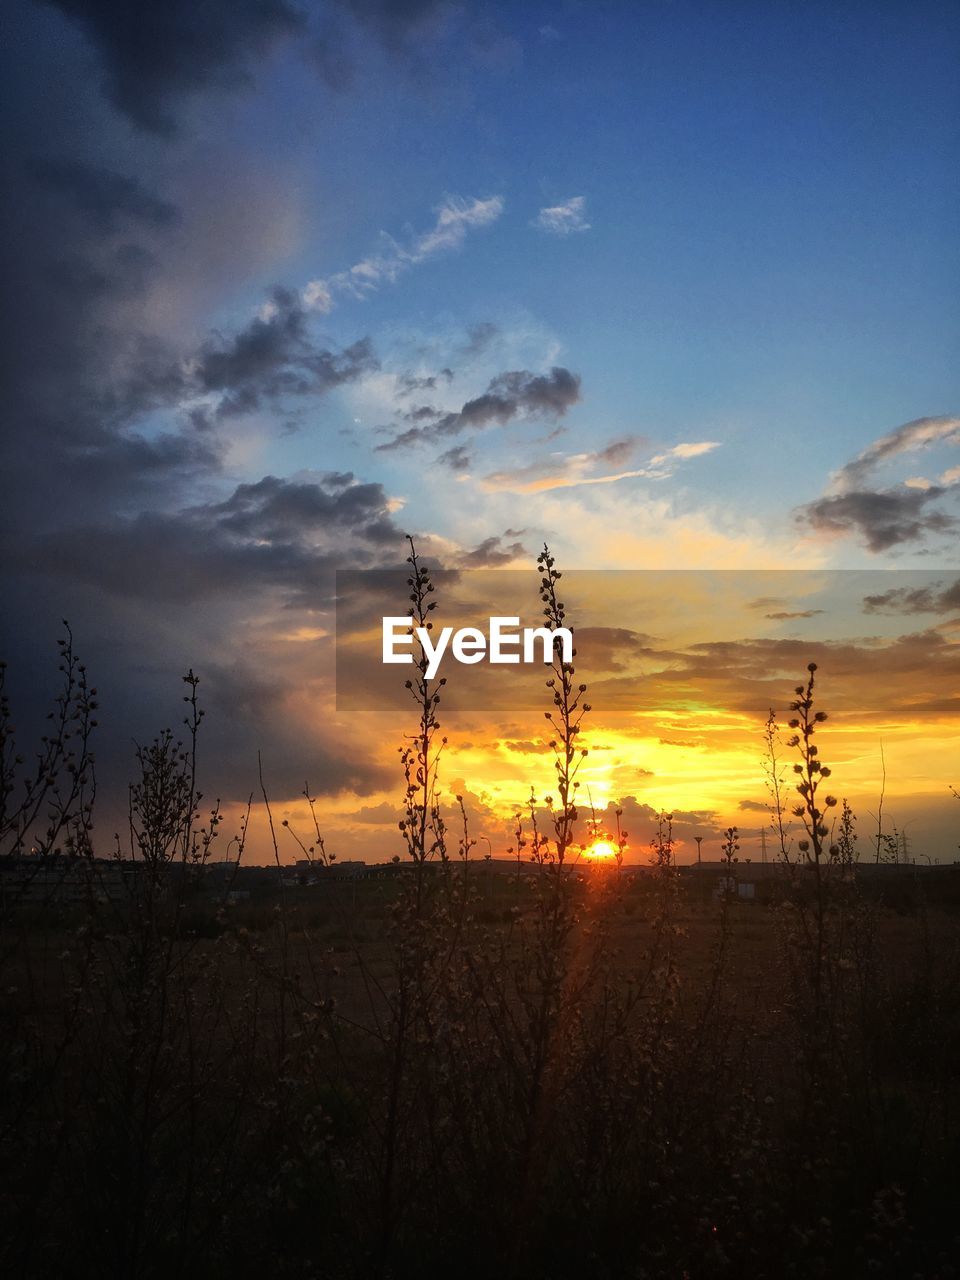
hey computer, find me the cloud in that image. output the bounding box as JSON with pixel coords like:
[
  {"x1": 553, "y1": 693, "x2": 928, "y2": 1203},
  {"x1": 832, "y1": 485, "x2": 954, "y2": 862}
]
[
  {"x1": 831, "y1": 416, "x2": 960, "y2": 492},
  {"x1": 663, "y1": 628, "x2": 960, "y2": 725},
  {"x1": 0, "y1": 8, "x2": 528, "y2": 829},
  {"x1": 28, "y1": 157, "x2": 180, "y2": 232},
  {"x1": 193, "y1": 286, "x2": 378, "y2": 419},
  {"x1": 43, "y1": 0, "x2": 304, "y2": 133},
  {"x1": 569, "y1": 627, "x2": 658, "y2": 674},
  {"x1": 303, "y1": 195, "x2": 504, "y2": 313},
  {"x1": 338, "y1": 800, "x2": 404, "y2": 825},
  {"x1": 16, "y1": 472, "x2": 404, "y2": 605},
  {"x1": 481, "y1": 439, "x2": 720, "y2": 494},
  {"x1": 336, "y1": 0, "x2": 449, "y2": 49},
  {"x1": 396, "y1": 368, "x2": 454, "y2": 395},
  {"x1": 794, "y1": 415, "x2": 960, "y2": 552},
  {"x1": 593, "y1": 797, "x2": 724, "y2": 861},
  {"x1": 497, "y1": 738, "x2": 546, "y2": 755},
  {"x1": 458, "y1": 533, "x2": 529, "y2": 567},
  {"x1": 862, "y1": 579, "x2": 960, "y2": 615},
  {"x1": 797, "y1": 487, "x2": 957, "y2": 553},
  {"x1": 764, "y1": 609, "x2": 825, "y2": 621},
  {"x1": 376, "y1": 365, "x2": 581, "y2": 451},
  {"x1": 438, "y1": 444, "x2": 472, "y2": 471},
  {"x1": 43, "y1": 0, "x2": 467, "y2": 136},
  {"x1": 534, "y1": 196, "x2": 590, "y2": 236},
  {"x1": 458, "y1": 321, "x2": 500, "y2": 357},
  {"x1": 654, "y1": 441, "x2": 720, "y2": 462}
]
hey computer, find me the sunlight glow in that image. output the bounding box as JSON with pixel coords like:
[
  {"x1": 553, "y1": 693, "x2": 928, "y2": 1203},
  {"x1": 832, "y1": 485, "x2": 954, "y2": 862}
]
[{"x1": 587, "y1": 840, "x2": 616, "y2": 860}]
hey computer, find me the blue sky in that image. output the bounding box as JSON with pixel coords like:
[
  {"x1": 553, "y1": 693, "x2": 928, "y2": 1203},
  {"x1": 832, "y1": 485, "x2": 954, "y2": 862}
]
[{"x1": 142, "y1": 0, "x2": 959, "y2": 565}]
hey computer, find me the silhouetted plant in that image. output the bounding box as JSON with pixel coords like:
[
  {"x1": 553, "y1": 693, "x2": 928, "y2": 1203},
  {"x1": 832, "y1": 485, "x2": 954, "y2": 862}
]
[
  {"x1": 832, "y1": 797, "x2": 858, "y2": 865},
  {"x1": 721, "y1": 825, "x2": 740, "y2": 864},
  {"x1": 762, "y1": 707, "x2": 792, "y2": 860},
  {"x1": 787, "y1": 663, "x2": 837, "y2": 867},
  {"x1": 398, "y1": 535, "x2": 447, "y2": 878},
  {"x1": 538, "y1": 544, "x2": 588, "y2": 867},
  {"x1": 0, "y1": 625, "x2": 97, "y2": 867},
  {"x1": 650, "y1": 810, "x2": 674, "y2": 867}
]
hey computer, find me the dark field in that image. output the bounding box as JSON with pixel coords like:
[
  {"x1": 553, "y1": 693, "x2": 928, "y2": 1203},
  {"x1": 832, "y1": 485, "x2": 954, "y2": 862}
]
[{"x1": 2, "y1": 867, "x2": 960, "y2": 1280}]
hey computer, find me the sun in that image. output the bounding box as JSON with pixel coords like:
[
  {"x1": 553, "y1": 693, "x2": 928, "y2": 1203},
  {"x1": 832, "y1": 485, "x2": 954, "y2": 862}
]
[{"x1": 586, "y1": 839, "x2": 616, "y2": 860}]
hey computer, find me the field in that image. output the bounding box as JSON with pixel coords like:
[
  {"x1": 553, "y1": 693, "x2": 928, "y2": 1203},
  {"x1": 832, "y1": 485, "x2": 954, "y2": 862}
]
[{"x1": 2, "y1": 866, "x2": 960, "y2": 1280}]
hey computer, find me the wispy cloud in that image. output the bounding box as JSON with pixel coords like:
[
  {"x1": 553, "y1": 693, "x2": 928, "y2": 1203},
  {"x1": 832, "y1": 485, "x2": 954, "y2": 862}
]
[
  {"x1": 796, "y1": 415, "x2": 960, "y2": 552},
  {"x1": 764, "y1": 609, "x2": 825, "y2": 621},
  {"x1": 534, "y1": 196, "x2": 590, "y2": 236},
  {"x1": 830, "y1": 415, "x2": 960, "y2": 493},
  {"x1": 654, "y1": 441, "x2": 719, "y2": 462},
  {"x1": 303, "y1": 195, "x2": 504, "y2": 312},
  {"x1": 481, "y1": 439, "x2": 720, "y2": 493}
]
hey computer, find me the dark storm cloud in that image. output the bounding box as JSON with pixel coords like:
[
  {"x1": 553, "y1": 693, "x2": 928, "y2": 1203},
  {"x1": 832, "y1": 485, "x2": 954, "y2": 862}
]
[
  {"x1": 42, "y1": 0, "x2": 459, "y2": 134},
  {"x1": 18, "y1": 473, "x2": 403, "y2": 605},
  {"x1": 862, "y1": 578, "x2": 960, "y2": 615},
  {"x1": 195, "y1": 287, "x2": 378, "y2": 418},
  {"x1": 62, "y1": 433, "x2": 224, "y2": 512},
  {"x1": 60, "y1": 283, "x2": 377, "y2": 435},
  {"x1": 211, "y1": 473, "x2": 398, "y2": 543},
  {"x1": 200, "y1": 660, "x2": 392, "y2": 799},
  {"x1": 796, "y1": 486, "x2": 957, "y2": 552},
  {"x1": 376, "y1": 366, "x2": 581, "y2": 451},
  {"x1": 42, "y1": 0, "x2": 305, "y2": 133},
  {"x1": 339, "y1": 0, "x2": 447, "y2": 45},
  {"x1": 0, "y1": 2, "x2": 476, "y2": 825},
  {"x1": 27, "y1": 157, "x2": 180, "y2": 232}
]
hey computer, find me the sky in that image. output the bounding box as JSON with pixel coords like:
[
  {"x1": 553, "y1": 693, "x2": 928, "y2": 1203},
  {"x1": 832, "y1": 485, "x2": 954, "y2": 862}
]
[{"x1": 1, "y1": 0, "x2": 958, "y2": 864}]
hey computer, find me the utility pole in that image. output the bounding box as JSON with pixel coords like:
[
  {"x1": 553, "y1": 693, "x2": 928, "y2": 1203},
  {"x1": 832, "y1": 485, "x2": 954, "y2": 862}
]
[{"x1": 760, "y1": 828, "x2": 767, "y2": 865}]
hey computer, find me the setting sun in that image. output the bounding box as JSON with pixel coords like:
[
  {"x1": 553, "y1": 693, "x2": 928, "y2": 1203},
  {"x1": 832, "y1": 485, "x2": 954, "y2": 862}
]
[{"x1": 587, "y1": 840, "x2": 616, "y2": 860}]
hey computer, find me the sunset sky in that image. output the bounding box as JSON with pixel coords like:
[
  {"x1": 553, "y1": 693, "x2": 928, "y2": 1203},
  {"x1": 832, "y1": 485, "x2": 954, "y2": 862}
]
[{"x1": 1, "y1": 1, "x2": 958, "y2": 862}]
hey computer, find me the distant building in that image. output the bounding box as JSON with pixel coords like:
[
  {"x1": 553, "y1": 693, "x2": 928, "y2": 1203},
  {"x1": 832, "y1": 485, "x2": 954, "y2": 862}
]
[
  {"x1": 330, "y1": 861, "x2": 368, "y2": 879},
  {"x1": 0, "y1": 855, "x2": 137, "y2": 906}
]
